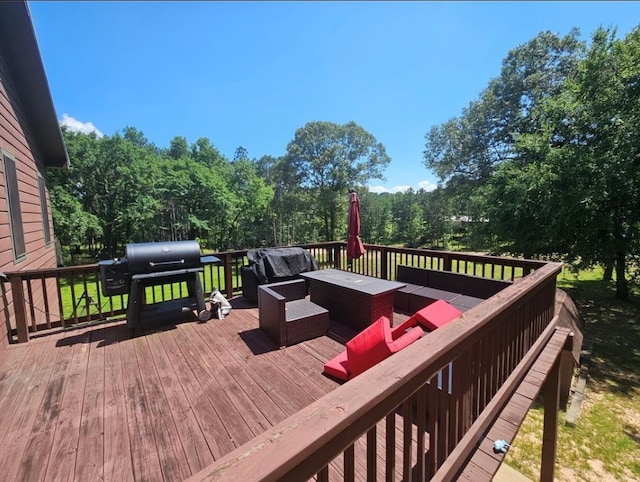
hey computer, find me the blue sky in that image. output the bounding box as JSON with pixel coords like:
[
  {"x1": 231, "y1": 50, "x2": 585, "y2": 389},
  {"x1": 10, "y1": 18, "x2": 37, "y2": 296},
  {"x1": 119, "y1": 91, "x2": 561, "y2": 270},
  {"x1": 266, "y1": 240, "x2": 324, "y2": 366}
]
[{"x1": 29, "y1": 1, "x2": 640, "y2": 193}]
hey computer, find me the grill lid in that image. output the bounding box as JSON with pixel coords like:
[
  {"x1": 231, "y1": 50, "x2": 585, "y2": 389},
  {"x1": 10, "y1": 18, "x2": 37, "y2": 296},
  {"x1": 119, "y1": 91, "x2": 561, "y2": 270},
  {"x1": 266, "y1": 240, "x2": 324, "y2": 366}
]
[{"x1": 126, "y1": 240, "x2": 202, "y2": 274}]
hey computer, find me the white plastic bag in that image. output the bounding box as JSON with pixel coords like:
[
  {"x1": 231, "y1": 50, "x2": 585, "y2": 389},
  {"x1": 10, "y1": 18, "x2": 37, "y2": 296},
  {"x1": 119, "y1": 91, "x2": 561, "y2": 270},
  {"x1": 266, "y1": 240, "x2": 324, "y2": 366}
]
[{"x1": 209, "y1": 288, "x2": 232, "y2": 319}]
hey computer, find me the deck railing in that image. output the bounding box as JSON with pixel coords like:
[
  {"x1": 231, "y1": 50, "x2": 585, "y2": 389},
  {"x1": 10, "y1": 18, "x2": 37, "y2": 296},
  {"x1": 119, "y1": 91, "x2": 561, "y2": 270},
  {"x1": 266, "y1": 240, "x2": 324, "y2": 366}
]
[
  {"x1": 186, "y1": 259, "x2": 562, "y2": 481},
  {"x1": 2, "y1": 242, "x2": 546, "y2": 343}
]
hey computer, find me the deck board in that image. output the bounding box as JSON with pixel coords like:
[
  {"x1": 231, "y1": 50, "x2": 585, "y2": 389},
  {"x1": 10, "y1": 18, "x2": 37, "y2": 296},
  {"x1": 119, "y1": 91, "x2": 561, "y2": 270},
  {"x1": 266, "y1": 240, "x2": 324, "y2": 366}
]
[
  {"x1": 14, "y1": 334, "x2": 75, "y2": 482},
  {"x1": 0, "y1": 342, "x2": 52, "y2": 482},
  {"x1": 103, "y1": 324, "x2": 134, "y2": 482},
  {"x1": 45, "y1": 329, "x2": 92, "y2": 482},
  {"x1": 75, "y1": 327, "x2": 106, "y2": 482},
  {"x1": 0, "y1": 299, "x2": 418, "y2": 481}
]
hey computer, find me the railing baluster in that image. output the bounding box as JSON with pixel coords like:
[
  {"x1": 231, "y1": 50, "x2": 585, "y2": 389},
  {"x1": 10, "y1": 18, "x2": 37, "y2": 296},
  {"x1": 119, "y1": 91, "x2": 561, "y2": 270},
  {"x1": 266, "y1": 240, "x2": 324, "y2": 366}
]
[
  {"x1": 367, "y1": 426, "x2": 377, "y2": 481},
  {"x1": 385, "y1": 412, "x2": 396, "y2": 482},
  {"x1": 317, "y1": 465, "x2": 329, "y2": 482},
  {"x1": 401, "y1": 399, "x2": 413, "y2": 481},
  {"x1": 25, "y1": 279, "x2": 36, "y2": 331},
  {"x1": 415, "y1": 386, "x2": 427, "y2": 480},
  {"x1": 438, "y1": 365, "x2": 450, "y2": 468},
  {"x1": 344, "y1": 444, "x2": 355, "y2": 482}
]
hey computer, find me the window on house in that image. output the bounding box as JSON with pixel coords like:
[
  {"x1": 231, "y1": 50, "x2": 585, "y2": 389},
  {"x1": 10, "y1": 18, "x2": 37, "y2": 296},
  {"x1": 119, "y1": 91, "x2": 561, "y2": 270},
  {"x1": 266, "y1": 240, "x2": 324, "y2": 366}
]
[
  {"x1": 38, "y1": 173, "x2": 51, "y2": 246},
  {"x1": 2, "y1": 151, "x2": 26, "y2": 260}
]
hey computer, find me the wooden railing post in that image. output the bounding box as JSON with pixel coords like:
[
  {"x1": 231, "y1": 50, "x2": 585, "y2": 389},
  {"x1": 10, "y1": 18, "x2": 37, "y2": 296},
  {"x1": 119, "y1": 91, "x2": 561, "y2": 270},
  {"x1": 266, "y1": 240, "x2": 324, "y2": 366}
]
[
  {"x1": 333, "y1": 243, "x2": 342, "y2": 270},
  {"x1": 443, "y1": 252, "x2": 452, "y2": 272},
  {"x1": 9, "y1": 275, "x2": 29, "y2": 343},
  {"x1": 380, "y1": 246, "x2": 389, "y2": 280},
  {"x1": 541, "y1": 356, "x2": 561, "y2": 482},
  {"x1": 224, "y1": 252, "x2": 234, "y2": 299}
]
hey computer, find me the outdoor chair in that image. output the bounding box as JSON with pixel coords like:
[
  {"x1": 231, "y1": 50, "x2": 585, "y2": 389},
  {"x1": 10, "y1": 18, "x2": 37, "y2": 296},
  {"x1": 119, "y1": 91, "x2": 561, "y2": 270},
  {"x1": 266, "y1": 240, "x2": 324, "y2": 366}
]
[
  {"x1": 323, "y1": 315, "x2": 424, "y2": 381},
  {"x1": 258, "y1": 279, "x2": 329, "y2": 348}
]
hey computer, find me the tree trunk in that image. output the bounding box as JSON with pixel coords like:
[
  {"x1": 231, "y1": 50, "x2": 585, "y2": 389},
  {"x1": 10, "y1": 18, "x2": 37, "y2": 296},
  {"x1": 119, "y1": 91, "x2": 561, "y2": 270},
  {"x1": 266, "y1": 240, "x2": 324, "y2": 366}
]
[
  {"x1": 603, "y1": 262, "x2": 614, "y2": 281},
  {"x1": 615, "y1": 250, "x2": 628, "y2": 300}
]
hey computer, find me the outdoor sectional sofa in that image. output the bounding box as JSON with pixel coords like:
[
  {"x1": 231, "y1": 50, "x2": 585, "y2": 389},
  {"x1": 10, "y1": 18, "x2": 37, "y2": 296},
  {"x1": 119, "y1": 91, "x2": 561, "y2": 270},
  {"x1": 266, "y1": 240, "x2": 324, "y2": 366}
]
[
  {"x1": 393, "y1": 265, "x2": 513, "y2": 314},
  {"x1": 323, "y1": 299, "x2": 463, "y2": 381}
]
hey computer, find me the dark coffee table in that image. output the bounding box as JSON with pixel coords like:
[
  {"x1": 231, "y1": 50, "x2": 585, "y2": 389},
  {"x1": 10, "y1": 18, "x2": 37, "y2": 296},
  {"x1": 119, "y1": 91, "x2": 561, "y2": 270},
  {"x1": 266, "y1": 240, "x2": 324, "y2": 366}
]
[{"x1": 299, "y1": 269, "x2": 405, "y2": 330}]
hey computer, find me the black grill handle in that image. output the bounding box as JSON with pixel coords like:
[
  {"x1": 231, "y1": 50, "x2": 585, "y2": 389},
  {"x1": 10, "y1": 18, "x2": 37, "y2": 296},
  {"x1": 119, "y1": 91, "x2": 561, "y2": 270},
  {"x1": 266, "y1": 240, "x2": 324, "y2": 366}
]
[{"x1": 149, "y1": 259, "x2": 185, "y2": 268}]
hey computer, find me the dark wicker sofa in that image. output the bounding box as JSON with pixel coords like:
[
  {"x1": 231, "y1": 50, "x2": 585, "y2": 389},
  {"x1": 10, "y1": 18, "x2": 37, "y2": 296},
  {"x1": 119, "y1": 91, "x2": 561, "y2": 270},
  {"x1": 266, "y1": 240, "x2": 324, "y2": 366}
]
[{"x1": 394, "y1": 265, "x2": 512, "y2": 314}]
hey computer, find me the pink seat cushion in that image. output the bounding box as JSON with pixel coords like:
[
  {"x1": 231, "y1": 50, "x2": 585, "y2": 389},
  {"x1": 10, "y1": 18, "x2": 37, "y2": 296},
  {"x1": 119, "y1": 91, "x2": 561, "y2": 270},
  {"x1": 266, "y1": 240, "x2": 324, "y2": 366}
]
[
  {"x1": 323, "y1": 350, "x2": 350, "y2": 381},
  {"x1": 324, "y1": 316, "x2": 425, "y2": 381},
  {"x1": 346, "y1": 317, "x2": 393, "y2": 377},
  {"x1": 414, "y1": 299, "x2": 462, "y2": 331},
  {"x1": 387, "y1": 325, "x2": 424, "y2": 352}
]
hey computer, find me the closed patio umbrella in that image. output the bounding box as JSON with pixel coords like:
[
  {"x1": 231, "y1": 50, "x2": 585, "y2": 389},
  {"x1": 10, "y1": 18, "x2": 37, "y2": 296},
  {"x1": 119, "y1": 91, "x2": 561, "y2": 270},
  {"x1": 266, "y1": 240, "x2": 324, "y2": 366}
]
[{"x1": 347, "y1": 189, "x2": 365, "y2": 266}]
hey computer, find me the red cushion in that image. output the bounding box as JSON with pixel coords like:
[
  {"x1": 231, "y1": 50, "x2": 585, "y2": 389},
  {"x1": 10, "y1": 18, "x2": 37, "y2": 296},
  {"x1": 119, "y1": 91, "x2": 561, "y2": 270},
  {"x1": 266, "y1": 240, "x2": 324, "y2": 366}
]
[
  {"x1": 346, "y1": 317, "x2": 393, "y2": 377},
  {"x1": 323, "y1": 350, "x2": 350, "y2": 381},
  {"x1": 387, "y1": 326, "x2": 424, "y2": 353},
  {"x1": 414, "y1": 299, "x2": 462, "y2": 331}
]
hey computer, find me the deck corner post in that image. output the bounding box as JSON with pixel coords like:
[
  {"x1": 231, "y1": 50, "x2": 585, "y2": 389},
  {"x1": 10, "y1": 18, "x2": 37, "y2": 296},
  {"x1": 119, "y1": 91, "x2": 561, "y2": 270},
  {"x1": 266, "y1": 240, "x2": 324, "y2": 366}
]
[
  {"x1": 9, "y1": 275, "x2": 29, "y2": 343},
  {"x1": 541, "y1": 356, "x2": 561, "y2": 481}
]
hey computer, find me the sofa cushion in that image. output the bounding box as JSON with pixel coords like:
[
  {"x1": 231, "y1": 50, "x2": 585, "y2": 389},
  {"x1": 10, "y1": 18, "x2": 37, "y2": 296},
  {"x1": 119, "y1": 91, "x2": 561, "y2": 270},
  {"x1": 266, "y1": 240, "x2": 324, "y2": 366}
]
[
  {"x1": 386, "y1": 325, "x2": 424, "y2": 353},
  {"x1": 414, "y1": 299, "x2": 462, "y2": 331},
  {"x1": 323, "y1": 350, "x2": 350, "y2": 381},
  {"x1": 346, "y1": 317, "x2": 393, "y2": 377}
]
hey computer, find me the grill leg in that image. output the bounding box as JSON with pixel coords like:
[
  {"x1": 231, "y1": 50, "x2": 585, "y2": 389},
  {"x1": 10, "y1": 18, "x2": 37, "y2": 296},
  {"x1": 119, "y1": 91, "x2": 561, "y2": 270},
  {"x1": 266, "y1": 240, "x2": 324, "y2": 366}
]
[
  {"x1": 187, "y1": 275, "x2": 208, "y2": 322},
  {"x1": 126, "y1": 279, "x2": 143, "y2": 331}
]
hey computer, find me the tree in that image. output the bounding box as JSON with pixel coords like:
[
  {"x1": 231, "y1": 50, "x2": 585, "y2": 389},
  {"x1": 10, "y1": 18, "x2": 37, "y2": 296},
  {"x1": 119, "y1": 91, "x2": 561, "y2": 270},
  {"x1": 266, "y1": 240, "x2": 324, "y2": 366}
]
[
  {"x1": 487, "y1": 26, "x2": 640, "y2": 299},
  {"x1": 229, "y1": 159, "x2": 273, "y2": 248},
  {"x1": 169, "y1": 135, "x2": 190, "y2": 160},
  {"x1": 48, "y1": 184, "x2": 102, "y2": 261},
  {"x1": 424, "y1": 29, "x2": 584, "y2": 189},
  {"x1": 284, "y1": 121, "x2": 391, "y2": 241}
]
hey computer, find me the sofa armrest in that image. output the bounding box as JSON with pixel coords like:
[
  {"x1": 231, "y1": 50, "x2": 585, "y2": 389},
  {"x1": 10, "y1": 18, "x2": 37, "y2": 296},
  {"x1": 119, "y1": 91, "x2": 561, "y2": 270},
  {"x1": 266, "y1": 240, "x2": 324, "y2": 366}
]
[
  {"x1": 265, "y1": 278, "x2": 307, "y2": 301},
  {"x1": 258, "y1": 285, "x2": 287, "y2": 346}
]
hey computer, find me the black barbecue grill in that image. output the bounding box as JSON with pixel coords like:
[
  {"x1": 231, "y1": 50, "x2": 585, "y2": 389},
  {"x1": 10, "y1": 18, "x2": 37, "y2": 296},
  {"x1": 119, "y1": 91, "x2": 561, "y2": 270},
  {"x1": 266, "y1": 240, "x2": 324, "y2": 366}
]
[{"x1": 99, "y1": 240, "x2": 219, "y2": 330}]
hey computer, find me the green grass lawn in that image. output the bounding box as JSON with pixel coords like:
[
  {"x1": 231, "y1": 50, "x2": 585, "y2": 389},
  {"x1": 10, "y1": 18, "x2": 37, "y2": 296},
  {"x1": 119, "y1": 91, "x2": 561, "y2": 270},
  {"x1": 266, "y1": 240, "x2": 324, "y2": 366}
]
[{"x1": 506, "y1": 266, "x2": 640, "y2": 481}]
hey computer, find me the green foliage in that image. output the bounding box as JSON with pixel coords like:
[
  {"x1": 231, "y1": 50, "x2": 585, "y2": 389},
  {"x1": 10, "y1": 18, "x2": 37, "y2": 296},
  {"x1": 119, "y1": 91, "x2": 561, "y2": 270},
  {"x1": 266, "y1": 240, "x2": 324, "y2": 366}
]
[
  {"x1": 53, "y1": 122, "x2": 439, "y2": 257},
  {"x1": 424, "y1": 29, "x2": 584, "y2": 187},
  {"x1": 424, "y1": 24, "x2": 640, "y2": 298},
  {"x1": 284, "y1": 121, "x2": 391, "y2": 241}
]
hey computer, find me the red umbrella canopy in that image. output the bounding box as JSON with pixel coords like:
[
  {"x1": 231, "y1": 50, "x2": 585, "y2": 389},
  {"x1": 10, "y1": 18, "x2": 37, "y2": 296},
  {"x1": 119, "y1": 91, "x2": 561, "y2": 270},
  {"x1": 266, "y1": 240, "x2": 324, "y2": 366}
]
[{"x1": 347, "y1": 190, "x2": 365, "y2": 260}]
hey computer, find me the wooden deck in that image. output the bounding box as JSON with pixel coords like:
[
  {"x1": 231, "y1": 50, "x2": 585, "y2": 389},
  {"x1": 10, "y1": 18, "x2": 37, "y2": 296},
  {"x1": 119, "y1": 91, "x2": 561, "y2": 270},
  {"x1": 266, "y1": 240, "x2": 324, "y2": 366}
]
[{"x1": 0, "y1": 296, "x2": 416, "y2": 482}]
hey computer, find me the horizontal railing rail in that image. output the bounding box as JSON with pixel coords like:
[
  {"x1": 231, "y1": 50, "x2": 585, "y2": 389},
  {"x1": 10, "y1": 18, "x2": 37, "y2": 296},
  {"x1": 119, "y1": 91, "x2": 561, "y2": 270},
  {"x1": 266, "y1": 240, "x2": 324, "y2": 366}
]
[
  {"x1": 2, "y1": 242, "x2": 548, "y2": 343},
  {"x1": 186, "y1": 261, "x2": 562, "y2": 481}
]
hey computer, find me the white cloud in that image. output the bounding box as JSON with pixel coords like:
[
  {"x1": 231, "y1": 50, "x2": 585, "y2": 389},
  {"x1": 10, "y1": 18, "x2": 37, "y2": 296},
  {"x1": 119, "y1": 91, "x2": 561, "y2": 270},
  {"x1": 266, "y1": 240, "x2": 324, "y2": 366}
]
[
  {"x1": 368, "y1": 180, "x2": 438, "y2": 194},
  {"x1": 418, "y1": 180, "x2": 438, "y2": 192},
  {"x1": 368, "y1": 185, "x2": 390, "y2": 194},
  {"x1": 59, "y1": 113, "x2": 104, "y2": 138}
]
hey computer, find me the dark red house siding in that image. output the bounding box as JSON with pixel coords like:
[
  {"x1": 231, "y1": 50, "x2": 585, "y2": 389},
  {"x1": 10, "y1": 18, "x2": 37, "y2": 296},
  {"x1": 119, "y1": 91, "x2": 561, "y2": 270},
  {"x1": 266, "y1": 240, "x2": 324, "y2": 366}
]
[{"x1": 0, "y1": 2, "x2": 69, "y2": 346}]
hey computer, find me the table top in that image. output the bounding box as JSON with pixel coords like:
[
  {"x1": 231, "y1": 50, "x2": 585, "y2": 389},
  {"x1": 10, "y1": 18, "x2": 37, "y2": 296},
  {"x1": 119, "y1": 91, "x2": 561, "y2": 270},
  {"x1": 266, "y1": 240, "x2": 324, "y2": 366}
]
[{"x1": 299, "y1": 269, "x2": 405, "y2": 296}]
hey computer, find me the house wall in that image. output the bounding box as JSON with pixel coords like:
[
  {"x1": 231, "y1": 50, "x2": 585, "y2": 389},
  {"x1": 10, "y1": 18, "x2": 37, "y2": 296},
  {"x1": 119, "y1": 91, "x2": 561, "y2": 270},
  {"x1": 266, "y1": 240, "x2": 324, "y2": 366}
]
[{"x1": 0, "y1": 48, "x2": 59, "y2": 347}]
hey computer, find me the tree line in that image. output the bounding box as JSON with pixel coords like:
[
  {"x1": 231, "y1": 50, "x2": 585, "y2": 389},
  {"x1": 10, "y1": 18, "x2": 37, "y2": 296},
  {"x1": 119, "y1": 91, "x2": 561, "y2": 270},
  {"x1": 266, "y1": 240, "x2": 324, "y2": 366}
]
[
  {"x1": 49, "y1": 121, "x2": 449, "y2": 261},
  {"x1": 49, "y1": 24, "x2": 639, "y2": 299}
]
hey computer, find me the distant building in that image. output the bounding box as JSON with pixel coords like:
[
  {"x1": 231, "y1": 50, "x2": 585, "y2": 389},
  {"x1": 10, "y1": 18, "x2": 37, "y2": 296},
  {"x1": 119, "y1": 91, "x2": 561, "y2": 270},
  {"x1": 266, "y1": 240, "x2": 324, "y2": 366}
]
[{"x1": 0, "y1": 1, "x2": 69, "y2": 344}]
